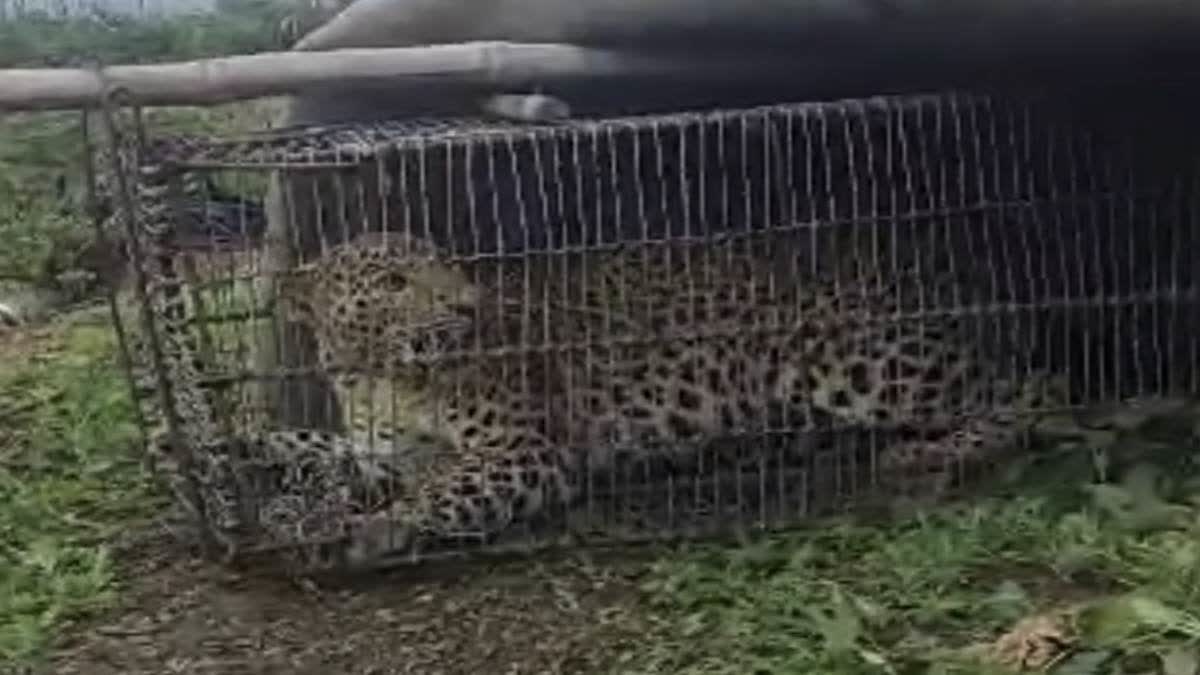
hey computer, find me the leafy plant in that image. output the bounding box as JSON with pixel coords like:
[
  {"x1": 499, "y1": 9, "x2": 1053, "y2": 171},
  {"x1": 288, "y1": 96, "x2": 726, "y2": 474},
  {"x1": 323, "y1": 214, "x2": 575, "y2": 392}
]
[
  {"x1": 624, "y1": 402, "x2": 1200, "y2": 674},
  {"x1": 0, "y1": 320, "x2": 162, "y2": 668}
]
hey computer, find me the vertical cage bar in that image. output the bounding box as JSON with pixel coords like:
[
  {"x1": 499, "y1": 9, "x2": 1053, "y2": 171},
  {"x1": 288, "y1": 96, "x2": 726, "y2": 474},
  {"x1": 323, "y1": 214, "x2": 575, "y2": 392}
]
[{"x1": 96, "y1": 93, "x2": 219, "y2": 556}]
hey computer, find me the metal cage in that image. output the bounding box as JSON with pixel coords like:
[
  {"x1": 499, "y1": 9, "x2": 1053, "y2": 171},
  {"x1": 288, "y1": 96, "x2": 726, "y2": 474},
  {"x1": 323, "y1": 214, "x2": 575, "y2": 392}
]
[{"x1": 105, "y1": 91, "x2": 1200, "y2": 572}]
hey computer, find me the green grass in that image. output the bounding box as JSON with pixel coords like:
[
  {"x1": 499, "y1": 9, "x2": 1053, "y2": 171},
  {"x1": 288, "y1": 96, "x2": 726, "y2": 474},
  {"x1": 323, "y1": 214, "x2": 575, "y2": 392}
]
[
  {"x1": 0, "y1": 318, "x2": 162, "y2": 667},
  {"x1": 0, "y1": 14, "x2": 288, "y2": 665},
  {"x1": 622, "y1": 410, "x2": 1200, "y2": 675}
]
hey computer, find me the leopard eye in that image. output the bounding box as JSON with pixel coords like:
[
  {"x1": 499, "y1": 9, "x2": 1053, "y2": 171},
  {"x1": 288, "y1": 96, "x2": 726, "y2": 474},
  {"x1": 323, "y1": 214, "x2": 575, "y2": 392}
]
[{"x1": 382, "y1": 271, "x2": 409, "y2": 291}]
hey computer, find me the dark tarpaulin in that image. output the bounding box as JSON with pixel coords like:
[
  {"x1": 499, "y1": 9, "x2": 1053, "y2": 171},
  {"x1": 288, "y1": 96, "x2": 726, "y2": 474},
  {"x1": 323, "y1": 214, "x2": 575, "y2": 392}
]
[
  {"x1": 284, "y1": 0, "x2": 1200, "y2": 123},
  {"x1": 268, "y1": 0, "x2": 1200, "y2": 251}
]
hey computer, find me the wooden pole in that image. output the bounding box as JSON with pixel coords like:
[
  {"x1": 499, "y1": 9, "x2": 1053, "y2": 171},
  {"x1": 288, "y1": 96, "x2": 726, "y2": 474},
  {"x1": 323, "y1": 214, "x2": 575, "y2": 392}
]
[{"x1": 0, "y1": 42, "x2": 773, "y2": 112}]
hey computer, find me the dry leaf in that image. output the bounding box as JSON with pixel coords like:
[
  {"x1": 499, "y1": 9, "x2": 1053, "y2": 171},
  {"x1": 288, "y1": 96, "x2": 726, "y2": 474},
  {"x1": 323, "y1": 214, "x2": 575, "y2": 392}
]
[{"x1": 989, "y1": 611, "x2": 1075, "y2": 671}]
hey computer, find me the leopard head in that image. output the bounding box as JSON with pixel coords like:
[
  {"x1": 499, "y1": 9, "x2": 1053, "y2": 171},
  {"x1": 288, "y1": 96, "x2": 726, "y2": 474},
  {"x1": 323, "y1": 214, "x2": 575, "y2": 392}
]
[{"x1": 276, "y1": 233, "x2": 481, "y2": 375}]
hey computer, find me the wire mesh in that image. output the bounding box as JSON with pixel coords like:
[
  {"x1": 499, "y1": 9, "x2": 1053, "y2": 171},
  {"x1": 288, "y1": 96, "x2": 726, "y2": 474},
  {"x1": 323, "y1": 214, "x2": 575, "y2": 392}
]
[{"x1": 110, "y1": 91, "x2": 1200, "y2": 572}]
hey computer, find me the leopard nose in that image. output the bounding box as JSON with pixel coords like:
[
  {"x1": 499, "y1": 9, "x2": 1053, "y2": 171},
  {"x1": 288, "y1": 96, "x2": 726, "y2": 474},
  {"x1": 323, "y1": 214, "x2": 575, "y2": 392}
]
[{"x1": 443, "y1": 287, "x2": 479, "y2": 317}]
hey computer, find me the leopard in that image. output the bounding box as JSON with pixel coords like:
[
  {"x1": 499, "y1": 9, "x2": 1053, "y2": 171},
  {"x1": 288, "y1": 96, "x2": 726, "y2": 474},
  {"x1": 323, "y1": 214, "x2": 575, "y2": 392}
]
[
  {"x1": 122, "y1": 282, "x2": 439, "y2": 562},
  {"x1": 118, "y1": 204, "x2": 445, "y2": 568},
  {"x1": 90, "y1": 123, "x2": 465, "y2": 571},
  {"x1": 273, "y1": 230, "x2": 1065, "y2": 567}
]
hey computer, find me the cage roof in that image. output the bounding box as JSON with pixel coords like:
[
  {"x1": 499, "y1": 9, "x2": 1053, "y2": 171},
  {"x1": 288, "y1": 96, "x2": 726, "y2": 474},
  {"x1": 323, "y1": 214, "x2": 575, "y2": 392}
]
[{"x1": 149, "y1": 93, "x2": 978, "y2": 167}]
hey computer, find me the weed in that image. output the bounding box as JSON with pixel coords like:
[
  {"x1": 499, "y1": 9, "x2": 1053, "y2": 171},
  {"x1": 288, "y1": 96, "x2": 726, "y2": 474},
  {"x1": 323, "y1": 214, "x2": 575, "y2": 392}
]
[
  {"x1": 0, "y1": 317, "x2": 161, "y2": 668},
  {"x1": 624, "y1": 406, "x2": 1200, "y2": 675}
]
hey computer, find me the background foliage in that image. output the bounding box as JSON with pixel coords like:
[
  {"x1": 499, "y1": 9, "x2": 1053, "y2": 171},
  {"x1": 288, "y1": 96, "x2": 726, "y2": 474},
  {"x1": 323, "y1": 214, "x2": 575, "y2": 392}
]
[
  {"x1": 0, "y1": 0, "x2": 286, "y2": 68},
  {"x1": 0, "y1": 1, "x2": 284, "y2": 294}
]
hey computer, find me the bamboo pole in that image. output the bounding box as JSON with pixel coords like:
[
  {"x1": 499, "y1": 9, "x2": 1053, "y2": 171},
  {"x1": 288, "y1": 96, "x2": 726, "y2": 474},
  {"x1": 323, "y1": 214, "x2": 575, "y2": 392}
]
[{"x1": 0, "y1": 42, "x2": 772, "y2": 112}]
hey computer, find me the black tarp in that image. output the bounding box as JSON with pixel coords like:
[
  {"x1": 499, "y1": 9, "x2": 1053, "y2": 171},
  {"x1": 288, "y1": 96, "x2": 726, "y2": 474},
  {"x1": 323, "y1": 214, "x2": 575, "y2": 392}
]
[{"x1": 284, "y1": 0, "x2": 1200, "y2": 123}]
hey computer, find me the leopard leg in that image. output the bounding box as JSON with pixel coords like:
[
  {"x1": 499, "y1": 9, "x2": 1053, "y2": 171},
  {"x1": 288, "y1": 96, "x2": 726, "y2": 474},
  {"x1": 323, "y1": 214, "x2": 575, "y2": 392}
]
[
  {"x1": 876, "y1": 366, "x2": 1068, "y2": 500},
  {"x1": 153, "y1": 425, "x2": 450, "y2": 570},
  {"x1": 879, "y1": 382, "x2": 1061, "y2": 500},
  {"x1": 878, "y1": 426, "x2": 1012, "y2": 501},
  {"x1": 339, "y1": 436, "x2": 581, "y2": 567},
  {"x1": 253, "y1": 429, "x2": 453, "y2": 549}
]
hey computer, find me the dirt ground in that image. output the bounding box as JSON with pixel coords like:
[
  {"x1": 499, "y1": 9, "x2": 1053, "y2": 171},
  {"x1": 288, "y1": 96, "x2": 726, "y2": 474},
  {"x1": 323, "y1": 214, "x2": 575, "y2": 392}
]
[
  {"x1": 0, "y1": 309, "x2": 657, "y2": 675},
  {"x1": 46, "y1": 529, "x2": 657, "y2": 675}
]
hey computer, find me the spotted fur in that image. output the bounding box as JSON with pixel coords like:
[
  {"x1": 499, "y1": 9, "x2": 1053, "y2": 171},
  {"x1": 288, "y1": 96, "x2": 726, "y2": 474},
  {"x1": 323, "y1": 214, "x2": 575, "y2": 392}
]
[{"x1": 275, "y1": 233, "x2": 1061, "y2": 566}]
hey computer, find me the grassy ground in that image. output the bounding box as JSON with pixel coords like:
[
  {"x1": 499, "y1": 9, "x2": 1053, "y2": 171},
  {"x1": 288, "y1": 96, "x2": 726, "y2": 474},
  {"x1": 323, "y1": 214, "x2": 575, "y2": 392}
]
[
  {"x1": 627, "y1": 464, "x2": 1200, "y2": 674},
  {"x1": 618, "y1": 399, "x2": 1200, "y2": 674},
  {"x1": 0, "y1": 310, "x2": 161, "y2": 665},
  {"x1": 0, "y1": 32, "x2": 281, "y2": 663}
]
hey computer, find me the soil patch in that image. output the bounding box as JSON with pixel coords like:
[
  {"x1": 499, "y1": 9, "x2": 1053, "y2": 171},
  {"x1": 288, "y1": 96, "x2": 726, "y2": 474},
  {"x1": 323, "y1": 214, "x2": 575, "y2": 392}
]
[{"x1": 48, "y1": 533, "x2": 655, "y2": 675}]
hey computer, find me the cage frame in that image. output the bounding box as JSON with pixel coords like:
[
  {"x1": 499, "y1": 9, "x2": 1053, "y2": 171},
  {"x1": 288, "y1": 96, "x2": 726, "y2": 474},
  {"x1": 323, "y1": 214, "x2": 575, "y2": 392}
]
[{"x1": 95, "y1": 89, "x2": 1200, "y2": 573}]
